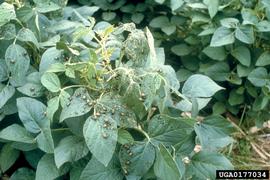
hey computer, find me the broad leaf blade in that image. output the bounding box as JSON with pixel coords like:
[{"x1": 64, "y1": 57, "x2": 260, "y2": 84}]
[{"x1": 83, "y1": 114, "x2": 118, "y2": 166}]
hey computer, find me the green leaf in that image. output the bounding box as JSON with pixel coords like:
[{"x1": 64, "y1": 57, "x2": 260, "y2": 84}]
[
  {"x1": 97, "y1": 94, "x2": 137, "y2": 127},
  {"x1": 231, "y1": 46, "x2": 251, "y2": 67},
  {"x1": 36, "y1": 129, "x2": 54, "y2": 153},
  {"x1": 131, "y1": 13, "x2": 144, "y2": 24},
  {"x1": 202, "y1": 46, "x2": 227, "y2": 61},
  {"x1": 0, "y1": 59, "x2": 8, "y2": 82},
  {"x1": 201, "y1": 62, "x2": 230, "y2": 81},
  {"x1": 186, "y1": 151, "x2": 233, "y2": 179},
  {"x1": 0, "y1": 85, "x2": 15, "y2": 109},
  {"x1": 203, "y1": 0, "x2": 219, "y2": 18},
  {"x1": 5, "y1": 44, "x2": 30, "y2": 86},
  {"x1": 10, "y1": 168, "x2": 35, "y2": 180},
  {"x1": 175, "y1": 131, "x2": 196, "y2": 156},
  {"x1": 17, "y1": 72, "x2": 45, "y2": 97},
  {"x1": 182, "y1": 74, "x2": 224, "y2": 98},
  {"x1": 0, "y1": 124, "x2": 35, "y2": 143},
  {"x1": 60, "y1": 88, "x2": 92, "y2": 122},
  {"x1": 0, "y1": 143, "x2": 20, "y2": 173},
  {"x1": 170, "y1": 0, "x2": 184, "y2": 11},
  {"x1": 256, "y1": 20, "x2": 270, "y2": 32},
  {"x1": 35, "y1": 1, "x2": 61, "y2": 13},
  {"x1": 54, "y1": 136, "x2": 88, "y2": 168},
  {"x1": 171, "y1": 44, "x2": 192, "y2": 56},
  {"x1": 235, "y1": 25, "x2": 254, "y2": 44},
  {"x1": 17, "y1": 97, "x2": 54, "y2": 153},
  {"x1": 0, "y1": 3, "x2": 16, "y2": 27},
  {"x1": 17, "y1": 28, "x2": 39, "y2": 48},
  {"x1": 16, "y1": 6, "x2": 34, "y2": 23},
  {"x1": 248, "y1": 67, "x2": 269, "y2": 87},
  {"x1": 241, "y1": 8, "x2": 258, "y2": 25},
  {"x1": 148, "y1": 114, "x2": 194, "y2": 146},
  {"x1": 161, "y1": 25, "x2": 176, "y2": 35},
  {"x1": 194, "y1": 115, "x2": 234, "y2": 151},
  {"x1": 237, "y1": 64, "x2": 253, "y2": 77},
  {"x1": 154, "y1": 144, "x2": 181, "y2": 180},
  {"x1": 176, "y1": 69, "x2": 192, "y2": 82},
  {"x1": 212, "y1": 102, "x2": 226, "y2": 114},
  {"x1": 102, "y1": 12, "x2": 116, "y2": 21},
  {"x1": 229, "y1": 89, "x2": 244, "y2": 106},
  {"x1": 39, "y1": 47, "x2": 64, "y2": 73},
  {"x1": 36, "y1": 154, "x2": 61, "y2": 180},
  {"x1": 83, "y1": 114, "x2": 118, "y2": 166},
  {"x1": 119, "y1": 141, "x2": 155, "y2": 179},
  {"x1": 220, "y1": 18, "x2": 239, "y2": 28},
  {"x1": 149, "y1": 16, "x2": 170, "y2": 28},
  {"x1": 210, "y1": 27, "x2": 235, "y2": 47},
  {"x1": 80, "y1": 156, "x2": 123, "y2": 180},
  {"x1": 41, "y1": 72, "x2": 61, "y2": 92},
  {"x1": 256, "y1": 51, "x2": 270, "y2": 66},
  {"x1": 117, "y1": 129, "x2": 134, "y2": 144},
  {"x1": 0, "y1": 23, "x2": 16, "y2": 40},
  {"x1": 46, "y1": 96, "x2": 59, "y2": 121}
]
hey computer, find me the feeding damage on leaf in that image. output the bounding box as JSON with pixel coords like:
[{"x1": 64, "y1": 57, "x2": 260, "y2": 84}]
[{"x1": 0, "y1": 1, "x2": 234, "y2": 179}]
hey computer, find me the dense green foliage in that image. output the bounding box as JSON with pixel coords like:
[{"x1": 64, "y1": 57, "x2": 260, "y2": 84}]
[
  {"x1": 0, "y1": 0, "x2": 236, "y2": 179},
  {"x1": 75, "y1": 0, "x2": 270, "y2": 127}
]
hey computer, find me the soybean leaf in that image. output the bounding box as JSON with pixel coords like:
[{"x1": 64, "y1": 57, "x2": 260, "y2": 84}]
[
  {"x1": 203, "y1": 0, "x2": 219, "y2": 18},
  {"x1": 80, "y1": 156, "x2": 123, "y2": 180},
  {"x1": 256, "y1": 20, "x2": 270, "y2": 32},
  {"x1": 0, "y1": 124, "x2": 35, "y2": 143},
  {"x1": 171, "y1": 44, "x2": 192, "y2": 56},
  {"x1": 5, "y1": 44, "x2": 30, "y2": 86},
  {"x1": 41, "y1": 72, "x2": 61, "y2": 92},
  {"x1": 182, "y1": 74, "x2": 224, "y2": 98},
  {"x1": 0, "y1": 23, "x2": 16, "y2": 40},
  {"x1": 0, "y1": 143, "x2": 20, "y2": 173},
  {"x1": 96, "y1": 94, "x2": 137, "y2": 128},
  {"x1": 210, "y1": 27, "x2": 235, "y2": 47},
  {"x1": 35, "y1": 1, "x2": 61, "y2": 13},
  {"x1": 235, "y1": 25, "x2": 254, "y2": 44},
  {"x1": 0, "y1": 59, "x2": 8, "y2": 82},
  {"x1": 148, "y1": 114, "x2": 194, "y2": 146},
  {"x1": 17, "y1": 97, "x2": 48, "y2": 133},
  {"x1": 17, "y1": 72, "x2": 45, "y2": 97},
  {"x1": 119, "y1": 141, "x2": 155, "y2": 179},
  {"x1": 36, "y1": 154, "x2": 61, "y2": 180},
  {"x1": 149, "y1": 16, "x2": 170, "y2": 28},
  {"x1": 194, "y1": 115, "x2": 234, "y2": 151},
  {"x1": 256, "y1": 51, "x2": 270, "y2": 66},
  {"x1": 117, "y1": 129, "x2": 134, "y2": 144},
  {"x1": 248, "y1": 67, "x2": 269, "y2": 87},
  {"x1": 54, "y1": 136, "x2": 89, "y2": 168},
  {"x1": 39, "y1": 47, "x2": 63, "y2": 73},
  {"x1": 83, "y1": 114, "x2": 118, "y2": 166},
  {"x1": 36, "y1": 129, "x2": 54, "y2": 153},
  {"x1": 17, "y1": 28, "x2": 39, "y2": 48},
  {"x1": 170, "y1": 0, "x2": 184, "y2": 11},
  {"x1": 202, "y1": 46, "x2": 227, "y2": 61},
  {"x1": 186, "y1": 151, "x2": 233, "y2": 179},
  {"x1": 0, "y1": 3, "x2": 16, "y2": 26},
  {"x1": 10, "y1": 168, "x2": 35, "y2": 180},
  {"x1": 0, "y1": 85, "x2": 15, "y2": 109},
  {"x1": 154, "y1": 144, "x2": 181, "y2": 180},
  {"x1": 16, "y1": 6, "x2": 34, "y2": 23},
  {"x1": 46, "y1": 96, "x2": 59, "y2": 121},
  {"x1": 17, "y1": 97, "x2": 54, "y2": 153},
  {"x1": 231, "y1": 46, "x2": 251, "y2": 67},
  {"x1": 60, "y1": 88, "x2": 92, "y2": 122}
]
